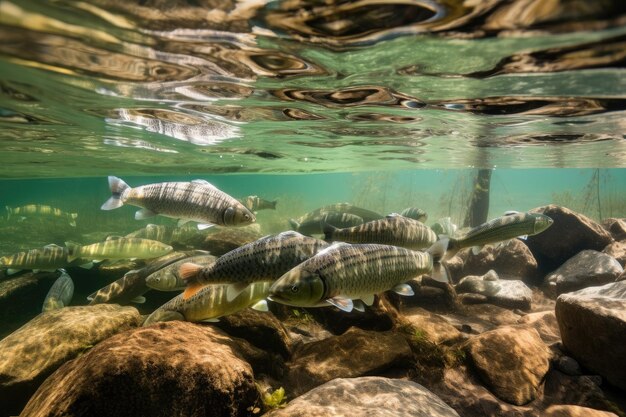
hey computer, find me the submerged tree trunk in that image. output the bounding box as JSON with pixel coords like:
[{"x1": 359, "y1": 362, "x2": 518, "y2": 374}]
[{"x1": 464, "y1": 169, "x2": 492, "y2": 227}]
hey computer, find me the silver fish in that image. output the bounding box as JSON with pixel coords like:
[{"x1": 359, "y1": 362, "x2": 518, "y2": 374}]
[
  {"x1": 42, "y1": 269, "x2": 74, "y2": 312},
  {"x1": 291, "y1": 203, "x2": 383, "y2": 226},
  {"x1": 125, "y1": 224, "x2": 172, "y2": 242},
  {"x1": 146, "y1": 253, "x2": 216, "y2": 291},
  {"x1": 179, "y1": 231, "x2": 329, "y2": 301},
  {"x1": 0, "y1": 244, "x2": 68, "y2": 273},
  {"x1": 269, "y1": 242, "x2": 446, "y2": 312},
  {"x1": 399, "y1": 207, "x2": 428, "y2": 222},
  {"x1": 88, "y1": 251, "x2": 192, "y2": 305},
  {"x1": 101, "y1": 176, "x2": 255, "y2": 227},
  {"x1": 240, "y1": 195, "x2": 277, "y2": 211},
  {"x1": 6, "y1": 204, "x2": 78, "y2": 227},
  {"x1": 444, "y1": 211, "x2": 553, "y2": 258},
  {"x1": 143, "y1": 281, "x2": 271, "y2": 326},
  {"x1": 323, "y1": 214, "x2": 437, "y2": 250},
  {"x1": 65, "y1": 237, "x2": 173, "y2": 262},
  {"x1": 289, "y1": 212, "x2": 364, "y2": 235}
]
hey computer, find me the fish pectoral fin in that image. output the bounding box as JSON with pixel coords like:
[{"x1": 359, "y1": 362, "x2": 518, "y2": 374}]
[
  {"x1": 131, "y1": 296, "x2": 146, "y2": 304},
  {"x1": 86, "y1": 293, "x2": 95, "y2": 301},
  {"x1": 471, "y1": 246, "x2": 483, "y2": 255},
  {"x1": 201, "y1": 317, "x2": 220, "y2": 322},
  {"x1": 197, "y1": 223, "x2": 214, "y2": 231},
  {"x1": 178, "y1": 263, "x2": 204, "y2": 282},
  {"x1": 79, "y1": 262, "x2": 94, "y2": 269},
  {"x1": 361, "y1": 294, "x2": 375, "y2": 306},
  {"x1": 182, "y1": 283, "x2": 204, "y2": 300},
  {"x1": 250, "y1": 300, "x2": 269, "y2": 312},
  {"x1": 226, "y1": 283, "x2": 248, "y2": 302},
  {"x1": 135, "y1": 208, "x2": 157, "y2": 220},
  {"x1": 326, "y1": 296, "x2": 353, "y2": 313},
  {"x1": 518, "y1": 235, "x2": 528, "y2": 240},
  {"x1": 393, "y1": 284, "x2": 415, "y2": 296},
  {"x1": 353, "y1": 300, "x2": 365, "y2": 313}
]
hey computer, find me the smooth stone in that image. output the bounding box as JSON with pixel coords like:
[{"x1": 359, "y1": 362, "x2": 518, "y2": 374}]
[
  {"x1": 602, "y1": 241, "x2": 626, "y2": 267},
  {"x1": 543, "y1": 404, "x2": 619, "y2": 417},
  {"x1": 456, "y1": 271, "x2": 533, "y2": 310},
  {"x1": 601, "y1": 218, "x2": 626, "y2": 241},
  {"x1": 555, "y1": 355, "x2": 582, "y2": 376},
  {"x1": 526, "y1": 205, "x2": 614, "y2": 271},
  {"x1": 459, "y1": 239, "x2": 539, "y2": 282},
  {"x1": 464, "y1": 325, "x2": 552, "y2": 405},
  {"x1": 21, "y1": 322, "x2": 260, "y2": 417},
  {"x1": 266, "y1": 377, "x2": 460, "y2": 417},
  {"x1": 556, "y1": 281, "x2": 626, "y2": 390},
  {"x1": 400, "y1": 307, "x2": 465, "y2": 345},
  {"x1": 0, "y1": 304, "x2": 141, "y2": 417},
  {"x1": 517, "y1": 310, "x2": 561, "y2": 344},
  {"x1": 545, "y1": 250, "x2": 623, "y2": 296},
  {"x1": 286, "y1": 327, "x2": 412, "y2": 396}
]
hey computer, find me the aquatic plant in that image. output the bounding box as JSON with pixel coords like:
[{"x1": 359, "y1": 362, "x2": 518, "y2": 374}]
[{"x1": 260, "y1": 386, "x2": 287, "y2": 410}]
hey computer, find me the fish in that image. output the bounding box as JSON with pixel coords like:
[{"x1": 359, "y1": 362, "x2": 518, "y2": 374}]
[
  {"x1": 101, "y1": 176, "x2": 255, "y2": 228},
  {"x1": 431, "y1": 217, "x2": 458, "y2": 238},
  {"x1": 125, "y1": 224, "x2": 172, "y2": 242},
  {"x1": 42, "y1": 269, "x2": 74, "y2": 312},
  {"x1": 88, "y1": 251, "x2": 192, "y2": 305},
  {"x1": 0, "y1": 244, "x2": 69, "y2": 273},
  {"x1": 6, "y1": 204, "x2": 78, "y2": 227},
  {"x1": 289, "y1": 212, "x2": 364, "y2": 235},
  {"x1": 399, "y1": 207, "x2": 428, "y2": 222},
  {"x1": 268, "y1": 241, "x2": 447, "y2": 312},
  {"x1": 240, "y1": 195, "x2": 277, "y2": 211},
  {"x1": 143, "y1": 281, "x2": 271, "y2": 326},
  {"x1": 145, "y1": 253, "x2": 216, "y2": 292},
  {"x1": 291, "y1": 203, "x2": 383, "y2": 227},
  {"x1": 323, "y1": 214, "x2": 437, "y2": 250},
  {"x1": 65, "y1": 237, "x2": 173, "y2": 262},
  {"x1": 178, "y1": 231, "x2": 329, "y2": 301},
  {"x1": 442, "y1": 211, "x2": 554, "y2": 258}
]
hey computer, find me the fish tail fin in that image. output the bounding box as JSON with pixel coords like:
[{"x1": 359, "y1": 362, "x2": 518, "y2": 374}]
[
  {"x1": 288, "y1": 219, "x2": 300, "y2": 230},
  {"x1": 427, "y1": 238, "x2": 449, "y2": 264},
  {"x1": 271, "y1": 200, "x2": 278, "y2": 209},
  {"x1": 322, "y1": 223, "x2": 339, "y2": 241},
  {"x1": 101, "y1": 176, "x2": 129, "y2": 210},
  {"x1": 65, "y1": 241, "x2": 81, "y2": 262},
  {"x1": 179, "y1": 262, "x2": 204, "y2": 283},
  {"x1": 430, "y1": 262, "x2": 450, "y2": 283}
]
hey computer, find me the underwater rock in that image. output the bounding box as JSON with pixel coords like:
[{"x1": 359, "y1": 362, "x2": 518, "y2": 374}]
[
  {"x1": 542, "y1": 370, "x2": 620, "y2": 415},
  {"x1": 526, "y1": 205, "x2": 614, "y2": 271},
  {"x1": 0, "y1": 304, "x2": 141, "y2": 417},
  {"x1": 602, "y1": 241, "x2": 626, "y2": 267},
  {"x1": 214, "y1": 308, "x2": 293, "y2": 358},
  {"x1": 543, "y1": 405, "x2": 619, "y2": 417},
  {"x1": 555, "y1": 281, "x2": 626, "y2": 391},
  {"x1": 517, "y1": 310, "x2": 561, "y2": 345},
  {"x1": 286, "y1": 327, "x2": 412, "y2": 396},
  {"x1": 444, "y1": 304, "x2": 523, "y2": 336},
  {"x1": 266, "y1": 376, "x2": 460, "y2": 417},
  {"x1": 464, "y1": 325, "x2": 552, "y2": 405},
  {"x1": 456, "y1": 271, "x2": 533, "y2": 311},
  {"x1": 198, "y1": 226, "x2": 263, "y2": 256},
  {"x1": 458, "y1": 239, "x2": 539, "y2": 283},
  {"x1": 400, "y1": 307, "x2": 465, "y2": 345},
  {"x1": 601, "y1": 218, "x2": 626, "y2": 242},
  {"x1": 544, "y1": 250, "x2": 623, "y2": 296},
  {"x1": 21, "y1": 321, "x2": 260, "y2": 417},
  {"x1": 554, "y1": 355, "x2": 582, "y2": 376},
  {"x1": 305, "y1": 293, "x2": 399, "y2": 335}
]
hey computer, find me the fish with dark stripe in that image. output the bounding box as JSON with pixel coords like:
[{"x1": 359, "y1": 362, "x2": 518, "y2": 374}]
[
  {"x1": 399, "y1": 207, "x2": 428, "y2": 222},
  {"x1": 290, "y1": 211, "x2": 364, "y2": 235},
  {"x1": 101, "y1": 176, "x2": 255, "y2": 227},
  {"x1": 65, "y1": 237, "x2": 172, "y2": 262},
  {"x1": 42, "y1": 269, "x2": 74, "y2": 312},
  {"x1": 0, "y1": 244, "x2": 68, "y2": 273}
]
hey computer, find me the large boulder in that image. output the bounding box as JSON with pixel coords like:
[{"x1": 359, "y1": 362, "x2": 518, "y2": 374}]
[
  {"x1": 20, "y1": 322, "x2": 261, "y2": 417},
  {"x1": 545, "y1": 250, "x2": 623, "y2": 296},
  {"x1": 459, "y1": 239, "x2": 539, "y2": 282},
  {"x1": 526, "y1": 205, "x2": 614, "y2": 271},
  {"x1": 400, "y1": 307, "x2": 464, "y2": 345},
  {"x1": 0, "y1": 304, "x2": 141, "y2": 417},
  {"x1": 266, "y1": 377, "x2": 460, "y2": 417},
  {"x1": 601, "y1": 218, "x2": 626, "y2": 241},
  {"x1": 543, "y1": 405, "x2": 618, "y2": 417},
  {"x1": 286, "y1": 327, "x2": 412, "y2": 396},
  {"x1": 464, "y1": 325, "x2": 552, "y2": 405},
  {"x1": 603, "y1": 241, "x2": 626, "y2": 267},
  {"x1": 517, "y1": 311, "x2": 561, "y2": 344},
  {"x1": 555, "y1": 281, "x2": 626, "y2": 391}
]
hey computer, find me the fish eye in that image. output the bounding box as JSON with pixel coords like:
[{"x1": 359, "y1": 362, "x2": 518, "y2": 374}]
[
  {"x1": 244, "y1": 213, "x2": 250, "y2": 220},
  {"x1": 290, "y1": 285, "x2": 299, "y2": 293}
]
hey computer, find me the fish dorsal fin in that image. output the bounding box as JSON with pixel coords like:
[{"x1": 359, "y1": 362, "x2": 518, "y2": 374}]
[
  {"x1": 393, "y1": 283, "x2": 415, "y2": 296},
  {"x1": 317, "y1": 242, "x2": 350, "y2": 257},
  {"x1": 105, "y1": 235, "x2": 123, "y2": 241},
  {"x1": 179, "y1": 263, "x2": 204, "y2": 282},
  {"x1": 192, "y1": 179, "x2": 218, "y2": 190},
  {"x1": 135, "y1": 208, "x2": 157, "y2": 220},
  {"x1": 386, "y1": 213, "x2": 401, "y2": 218},
  {"x1": 518, "y1": 235, "x2": 528, "y2": 240},
  {"x1": 361, "y1": 294, "x2": 375, "y2": 306},
  {"x1": 226, "y1": 282, "x2": 248, "y2": 302},
  {"x1": 277, "y1": 230, "x2": 302, "y2": 239},
  {"x1": 504, "y1": 210, "x2": 519, "y2": 216},
  {"x1": 44, "y1": 244, "x2": 63, "y2": 249},
  {"x1": 250, "y1": 300, "x2": 269, "y2": 312},
  {"x1": 326, "y1": 296, "x2": 353, "y2": 312},
  {"x1": 353, "y1": 300, "x2": 365, "y2": 313}
]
